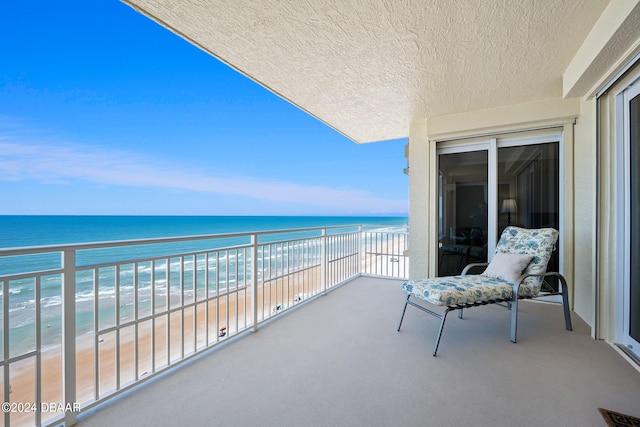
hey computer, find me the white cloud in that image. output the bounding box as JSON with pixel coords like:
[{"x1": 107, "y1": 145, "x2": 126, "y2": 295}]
[{"x1": 0, "y1": 129, "x2": 407, "y2": 213}]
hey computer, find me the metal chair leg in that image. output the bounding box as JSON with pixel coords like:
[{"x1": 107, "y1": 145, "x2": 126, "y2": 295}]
[
  {"x1": 433, "y1": 308, "x2": 453, "y2": 356},
  {"x1": 510, "y1": 296, "x2": 519, "y2": 343},
  {"x1": 398, "y1": 295, "x2": 410, "y2": 331},
  {"x1": 558, "y1": 274, "x2": 573, "y2": 331}
]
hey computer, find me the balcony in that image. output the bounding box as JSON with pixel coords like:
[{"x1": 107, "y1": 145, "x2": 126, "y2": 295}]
[
  {"x1": 0, "y1": 225, "x2": 408, "y2": 426},
  {"x1": 2, "y1": 225, "x2": 640, "y2": 426}
]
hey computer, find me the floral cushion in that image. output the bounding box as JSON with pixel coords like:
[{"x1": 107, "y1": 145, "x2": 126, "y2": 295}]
[
  {"x1": 402, "y1": 227, "x2": 559, "y2": 307},
  {"x1": 494, "y1": 226, "x2": 558, "y2": 294},
  {"x1": 402, "y1": 275, "x2": 536, "y2": 307}
]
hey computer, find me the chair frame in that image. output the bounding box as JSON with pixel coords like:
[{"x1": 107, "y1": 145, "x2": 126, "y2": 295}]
[{"x1": 397, "y1": 262, "x2": 573, "y2": 356}]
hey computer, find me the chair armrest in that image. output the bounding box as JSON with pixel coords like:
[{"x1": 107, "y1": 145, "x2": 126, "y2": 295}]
[
  {"x1": 518, "y1": 271, "x2": 568, "y2": 289},
  {"x1": 519, "y1": 271, "x2": 565, "y2": 282},
  {"x1": 461, "y1": 262, "x2": 488, "y2": 276},
  {"x1": 513, "y1": 271, "x2": 569, "y2": 296}
]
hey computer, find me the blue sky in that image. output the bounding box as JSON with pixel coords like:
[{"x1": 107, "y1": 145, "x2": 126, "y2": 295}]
[{"x1": 0, "y1": 2, "x2": 408, "y2": 216}]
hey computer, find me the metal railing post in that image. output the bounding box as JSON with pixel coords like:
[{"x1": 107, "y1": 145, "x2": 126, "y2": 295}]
[
  {"x1": 321, "y1": 229, "x2": 327, "y2": 295},
  {"x1": 251, "y1": 234, "x2": 258, "y2": 332},
  {"x1": 3, "y1": 277, "x2": 10, "y2": 427},
  {"x1": 358, "y1": 225, "x2": 363, "y2": 275},
  {"x1": 62, "y1": 249, "x2": 77, "y2": 426}
]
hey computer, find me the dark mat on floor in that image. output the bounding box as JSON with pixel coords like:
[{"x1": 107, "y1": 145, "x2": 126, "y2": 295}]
[{"x1": 599, "y1": 408, "x2": 640, "y2": 427}]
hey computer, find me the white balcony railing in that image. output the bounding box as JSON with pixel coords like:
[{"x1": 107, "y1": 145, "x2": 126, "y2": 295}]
[{"x1": 0, "y1": 224, "x2": 407, "y2": 426}]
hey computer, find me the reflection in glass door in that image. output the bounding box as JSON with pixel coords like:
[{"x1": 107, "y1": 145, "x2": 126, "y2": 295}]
[{"x1": 438, "y1": 150, "x2": 488, "y2": 276}]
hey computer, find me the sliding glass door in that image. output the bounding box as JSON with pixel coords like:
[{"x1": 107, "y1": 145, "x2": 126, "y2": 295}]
[
  {"x1": 438, "y1": 149, "x2": 488, "y2": 276},
  {"x1": 623, "y1": 83, "x2": 640, "y2": 354},
  {"x1": 437, "y1": 136, "x2": 560, "y2": 279},
  {"x1": 497, "y1": 143, "x2": 560, "y2": 289}
]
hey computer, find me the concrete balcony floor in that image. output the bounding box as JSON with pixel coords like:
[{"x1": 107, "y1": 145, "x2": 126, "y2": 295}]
[{"x1": 78, "y1": 276, "x2": 640, "y2": 427}]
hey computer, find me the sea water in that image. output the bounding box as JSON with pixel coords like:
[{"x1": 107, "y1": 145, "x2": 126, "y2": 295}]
[{"x1": 0, "y1": 216, "x2": 407, "y2": 354}]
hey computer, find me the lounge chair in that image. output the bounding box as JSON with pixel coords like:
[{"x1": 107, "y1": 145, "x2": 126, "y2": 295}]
[{"x1": 397, "y1": 226, "x2": 572, "y2": 356}]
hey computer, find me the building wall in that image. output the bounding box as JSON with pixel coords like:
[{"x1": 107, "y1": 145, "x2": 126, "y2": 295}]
[
  {"x1": 407, "y1": 120, "x2": 430, "y2": 280},
  {"x1": 572, "y1": 98, "x2": 597, "y2": 331},
  {"x1": 596, "y1": 89, "x2": 618, "y2": 342}
]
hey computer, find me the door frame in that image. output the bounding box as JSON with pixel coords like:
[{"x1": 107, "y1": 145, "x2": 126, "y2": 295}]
[{"x1": 436, "y1": 131, "x2": 565, "y2": 272}]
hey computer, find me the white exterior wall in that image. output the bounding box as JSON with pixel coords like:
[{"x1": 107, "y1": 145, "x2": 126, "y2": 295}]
[
  {"x1": 572, "y1": 98, "x2": 598, "y2": 331},
  {"x1": 407, "y1": 120, "x2": 430, "y2": 280},
  {"x1": 596, "y1": 90, "x2": 619, "y2": 342}
]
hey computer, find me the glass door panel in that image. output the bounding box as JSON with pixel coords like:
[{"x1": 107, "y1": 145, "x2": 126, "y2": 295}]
[
  {"x1": 437, "y1": 150, "x2": 488, "y2": 276},
  {"x1": 497, "y1": 143, "x2": 560, "y2": 289}
]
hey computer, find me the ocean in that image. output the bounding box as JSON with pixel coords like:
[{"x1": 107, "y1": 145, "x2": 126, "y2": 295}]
[
  {"x1": 0, "y1": 215, "x2": 407, "y2": 355},
  {"x1": 0, "y1": 215, "x2": 408, "y2": 248}
]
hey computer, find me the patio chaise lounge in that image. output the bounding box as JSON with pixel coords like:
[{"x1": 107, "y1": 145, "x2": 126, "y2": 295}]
[{"x1": 397, "y1": 226, "x2": 573, "y2": 356}]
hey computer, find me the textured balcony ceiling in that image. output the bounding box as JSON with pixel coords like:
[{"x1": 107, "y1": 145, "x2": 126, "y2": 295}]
[{"x1": 123, "y1": 0, "x2": 613, "y2": 143}]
